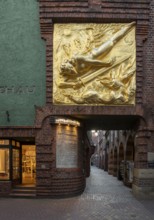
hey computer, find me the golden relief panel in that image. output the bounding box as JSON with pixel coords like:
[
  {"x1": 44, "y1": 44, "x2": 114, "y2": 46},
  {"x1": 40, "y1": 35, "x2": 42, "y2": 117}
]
[{"x1": 53, "y1": 23, "x2": 136, "y2": 105}]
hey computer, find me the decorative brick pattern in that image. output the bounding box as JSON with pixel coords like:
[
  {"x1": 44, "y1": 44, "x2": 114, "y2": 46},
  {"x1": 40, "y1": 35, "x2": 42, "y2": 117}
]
[
  {"x1": 35, "y1": 117, "x2": 85, "y2": 197},
  {"x1": 39, "y1": 0, "x2": 150, "y2": 109},
  {"x1": 0, "y1": 127, "x2": 35, "y2": 137},
  {"x1": 37, "y1": 0, "x2": 154, "y2": 197}
]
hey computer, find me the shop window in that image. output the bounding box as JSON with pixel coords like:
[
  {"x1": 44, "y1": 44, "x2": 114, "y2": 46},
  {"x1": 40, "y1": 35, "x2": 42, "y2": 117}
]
[
  {"x1": 12, "y1": 140, "x2": 16, "y2": 146},
  {"x1": 16, "y1": 142, "x2": 20, "y2": 147},
  {"x1": 0, "y1": 149, "x2": 10, "y2": 180},
  {"x1": 0, "y1": 140, "x2": 9, "y2": 145}
]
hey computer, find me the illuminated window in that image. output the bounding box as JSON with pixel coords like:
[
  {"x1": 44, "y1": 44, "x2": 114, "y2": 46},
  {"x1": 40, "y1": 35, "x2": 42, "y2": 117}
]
[
  {"x1": 0, "y1": 140, "x2": 9, "y2": 145},
  {"x1": 0, "y1": 149, "x2": 10, "y2": 180},
  {"x1": 12, "y1": 140, "x2": 16, "y2": 146},
  {"x1": 16, "y1": 142, "x2": 20, "y2": 147}
]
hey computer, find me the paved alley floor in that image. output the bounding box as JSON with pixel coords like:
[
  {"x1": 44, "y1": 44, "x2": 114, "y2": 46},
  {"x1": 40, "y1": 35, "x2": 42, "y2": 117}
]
[{"x1": 0, "y1": 166, "x2": 154, "y2": 220}]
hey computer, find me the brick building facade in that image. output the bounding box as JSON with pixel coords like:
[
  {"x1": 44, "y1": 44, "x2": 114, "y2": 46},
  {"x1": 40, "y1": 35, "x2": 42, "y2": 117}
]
[{"x1": 0, "y1": 0, "x2": 154, "y2": 198}]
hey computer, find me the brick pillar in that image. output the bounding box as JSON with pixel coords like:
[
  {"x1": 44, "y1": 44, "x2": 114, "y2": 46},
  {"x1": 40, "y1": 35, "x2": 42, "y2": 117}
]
[
  {"x1": 35, "y1": 117, "x2": 54, "y2": 196},
  {"x1": 133, "y1": 126, "x2": 154, "y2": 198},
  {"x1": 117, "y1": 144, "x2": 124, "y2": 180},
  {"x1": 132, "y1": 0, "x2": 154, "y2": 198},
  {"x1": 84, "y1": 133, "x2": 91, "y2": 178},
  {"x1": 104, "y1": 149, "x2": 108, "y2": 172},
  {"x1": 113, "y1": 149, "x2": 118, "y2": 177},
  {"x1": 108, "y1": 151, "x2": 113, "y2": 175}
]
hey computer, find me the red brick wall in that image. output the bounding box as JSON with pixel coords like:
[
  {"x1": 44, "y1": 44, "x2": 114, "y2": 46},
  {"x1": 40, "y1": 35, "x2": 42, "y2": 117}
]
[
  {"x1": 38, "y1": 0, "x2": 154, "y2": 197},
  {"x1": 39, "y1": 0, "x2": 150, "y2": 109},
  {"x1": 36, "y1": 117, "x2": 85, "y2": 197}
]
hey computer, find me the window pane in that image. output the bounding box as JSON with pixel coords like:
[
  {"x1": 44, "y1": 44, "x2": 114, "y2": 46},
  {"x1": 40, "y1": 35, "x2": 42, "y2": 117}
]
[
  {"x1": 12, "y1": 140, "x2": 16, "y2": 146},
  {"x1": 16, "y1": 142, "x2": 20, "y2": 147},
  {"x1": 0, "y1": 140, "x2": 9, "y2": 145},
  {"x1": 0, "y1": 149, "x2": 10, "y2": 180}
]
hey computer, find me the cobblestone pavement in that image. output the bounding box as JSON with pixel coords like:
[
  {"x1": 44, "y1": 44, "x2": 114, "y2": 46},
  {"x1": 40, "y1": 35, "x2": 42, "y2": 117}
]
[{"x1": 0, "y1": 166, "x2": 154, "y2": 220}]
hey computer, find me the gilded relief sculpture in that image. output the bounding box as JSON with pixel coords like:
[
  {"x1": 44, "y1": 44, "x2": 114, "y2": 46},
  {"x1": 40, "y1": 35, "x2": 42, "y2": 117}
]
[{"x1": 53, "y1": 22, "x2": 136, "y2": 105}]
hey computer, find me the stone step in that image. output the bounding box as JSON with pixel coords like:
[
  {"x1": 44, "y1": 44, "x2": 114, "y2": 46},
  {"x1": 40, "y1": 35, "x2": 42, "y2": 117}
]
[
  {"x1": 13, "y1": 185, "x2": 35, "y2": 190},
  {"x1": 10, "y1": 185, "x2": 36, "y2": 198},
  {"x1": 11, "y1": 189, "x2": 36, "y2": 194},
  {"x1": 9, "y1": 193, "x2": 36, "y2": 198}
]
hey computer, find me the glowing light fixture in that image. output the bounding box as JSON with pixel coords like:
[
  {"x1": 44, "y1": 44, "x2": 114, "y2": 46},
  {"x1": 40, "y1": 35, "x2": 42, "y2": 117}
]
[
  {"x1": 95, "y1": 131, "x2": 98, "y2": 137},
  {"x1": 55, "y1": 118, "x2": 80, "y2": 127}
]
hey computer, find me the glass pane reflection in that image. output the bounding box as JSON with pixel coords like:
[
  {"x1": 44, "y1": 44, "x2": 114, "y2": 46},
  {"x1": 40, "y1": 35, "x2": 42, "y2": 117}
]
[{"x1": 0, "y1": 149, "x2": 10, "y2": 180}]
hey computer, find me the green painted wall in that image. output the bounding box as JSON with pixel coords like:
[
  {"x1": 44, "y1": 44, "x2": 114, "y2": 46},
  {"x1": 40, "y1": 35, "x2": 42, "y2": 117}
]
[{"x1": 0, "y1": 0, "x2": 46, "y2": 126}]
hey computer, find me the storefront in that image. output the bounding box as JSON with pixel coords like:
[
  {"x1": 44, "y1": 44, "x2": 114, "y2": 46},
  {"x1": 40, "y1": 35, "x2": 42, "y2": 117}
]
[{"x1": 0, "y1": 140, "x2": 36, "y2": 186}]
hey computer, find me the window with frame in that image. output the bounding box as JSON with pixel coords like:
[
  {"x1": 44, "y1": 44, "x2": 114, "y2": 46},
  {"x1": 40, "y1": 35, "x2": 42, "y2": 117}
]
[{"x1": 0, "y1": 148, "x2": 10, "y2": 180}]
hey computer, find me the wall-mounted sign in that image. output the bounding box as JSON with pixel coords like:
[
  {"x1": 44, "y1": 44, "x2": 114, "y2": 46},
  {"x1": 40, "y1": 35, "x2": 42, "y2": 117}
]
[
  {"x1": 56, "y1": 125, "x2": 78, "y2": 168},
  {"x1": 0, "y1": 86, "x2": 36, "y2": 95}
]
